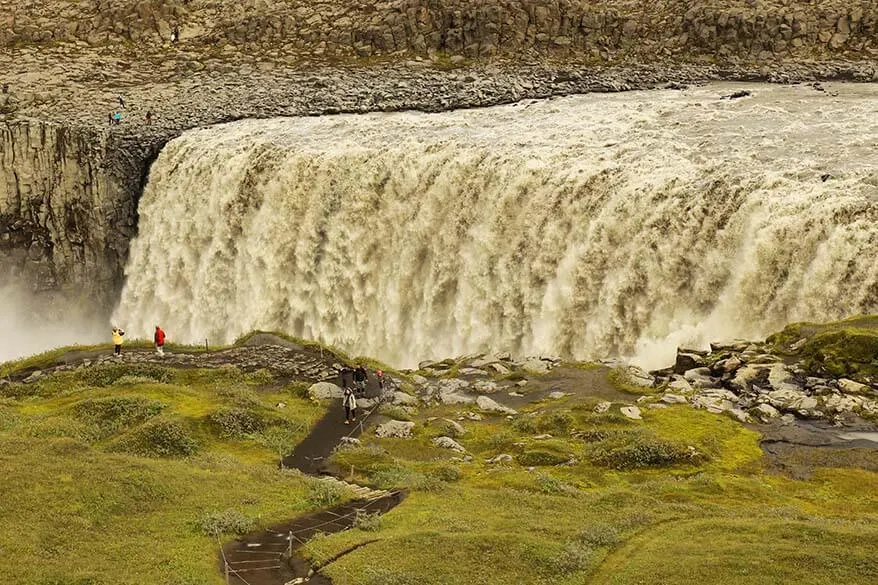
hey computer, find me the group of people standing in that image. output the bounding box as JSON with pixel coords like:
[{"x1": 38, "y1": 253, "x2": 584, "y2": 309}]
[
  {"x1": 337, "y1": 364, "x2": 386, "y2": 425},
  {"x1": 109, "y1": 325, "x2": 166, "y2": 356}
]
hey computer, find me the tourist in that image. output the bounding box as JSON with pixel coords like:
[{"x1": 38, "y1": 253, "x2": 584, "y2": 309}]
[
  {"x1": 118, "y1": 95, "x2": 125, "y2": 108},
  {"x1": 338, "y1": 365, "x2": 353, "y2": 389},
  {"x1": 171, "y1": 25, "x2": 180, "y2": 44},
  {"x1": 376, "y1": 369, "x2": 386, "y2": 391},
  {"x1": 111, "y1": 327, "x2": 126, "y2": 357},
  {"x1": 113, "y1": 111, "x2": 122, "y2": 125},
  {"x1": 108, "y1": 112, "x2": 113, "y2": 126},
  {"x1": 145, "y1": 110, "x2": 152, "y2": 125},
  {"x1": 343, "y1": 387, "x2": 357, "y2": 425},
  {"x1": 354, "y1": 365, "x2": 368, "y2": 395},
  {"x1": 154, "y1": 325, "x2": 166, "y2": 356}
]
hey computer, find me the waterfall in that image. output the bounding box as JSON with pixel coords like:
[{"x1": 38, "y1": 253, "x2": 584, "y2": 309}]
[{"x1": 114, "y1": 84, "x2": 878, "y2": 369}]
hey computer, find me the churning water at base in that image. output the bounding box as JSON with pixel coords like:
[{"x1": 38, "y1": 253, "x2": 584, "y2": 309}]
[{"x1": 115, "y1": 83, "x2": 878, "y2": 369}]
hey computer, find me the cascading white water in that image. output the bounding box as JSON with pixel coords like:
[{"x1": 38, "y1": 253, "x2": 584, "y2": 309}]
[{"x1": 115, "y1": 83, "x2": 878, "y2": 369}]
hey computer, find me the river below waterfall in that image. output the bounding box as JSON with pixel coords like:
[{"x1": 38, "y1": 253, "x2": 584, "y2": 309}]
[{"x1": 113, "y1": 82, "x2": 878, "y2": 369}]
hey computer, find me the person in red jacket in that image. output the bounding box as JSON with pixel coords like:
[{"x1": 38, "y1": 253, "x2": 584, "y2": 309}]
[{"x1": 154, "y1": 325, "x2": 166, "y2": 356}]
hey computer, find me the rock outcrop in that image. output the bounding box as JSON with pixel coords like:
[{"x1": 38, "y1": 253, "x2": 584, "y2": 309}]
[
  {"x1": 4, "y1": 0, "x2": 878, "y2": 63},
  {"x1": 0, "y1": 120, "x2": 147, "y2": 312},
  {"x1": 651, "y1": 340, "x2": 878, "y2": 424}
]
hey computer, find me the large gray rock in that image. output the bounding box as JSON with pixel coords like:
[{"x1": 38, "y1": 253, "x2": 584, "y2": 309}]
[
  {"x1": 442, "y1": 418, "x2": 467, "y2": 437},
  {"x1": 476, "y1": 395, "x2": 517, "y2": 415},
  {"x1": 674, "y1": 351, "x2": 705, "y2": 374},
  {"x1": 728, "y1": 365, "x2": 766, "y2": 393},
  {"x1": 375, "y1": 420, "x2": 415, "y2": 439},
  {"x1": 684, "y1": 367, "x2": 721, "y2": 389},
  {"x1": 432, "y1": 436, "x2": 466, "y2": 453},
  {"x1": 838, "y1": 378, "x2": 869, "y2": 394},
  {"x1": 392, "y1": 391, "x2": 420, "y2": 406},
  {"x1": 620, "y1": 405, "x2": 642, "y2": 420},
  {"x1": 624, "y1": 366, "x2": 655, "y2": 388},
  {"x1": 308, "y1": 381, "x2": 344, "y2": 400},
  {"x1": 521, "y1": 358, "x2": 550, "y2": 374}
]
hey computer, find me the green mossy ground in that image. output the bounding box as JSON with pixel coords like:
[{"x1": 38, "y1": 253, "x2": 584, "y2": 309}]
[
  {"x1": 2, "y1": 320, "x2": 878, "y2": 585},
  {"x1": 310, "y1": 377, "x2": 878, "y2": 585},
  {"x1": 0, "y1": 365, "x2": 339, "y2": 585},
  {"x1": 768, "y1": 315, "x2": 878, "y2": 379}
]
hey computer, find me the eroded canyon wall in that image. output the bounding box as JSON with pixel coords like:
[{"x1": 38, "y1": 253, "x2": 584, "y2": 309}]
[
  {"x1": 0, "y1": 120, "x2": 141, "y2": 313},
  {"x1": 3, "y1": 0, "x2": 878, "y2": 63}
]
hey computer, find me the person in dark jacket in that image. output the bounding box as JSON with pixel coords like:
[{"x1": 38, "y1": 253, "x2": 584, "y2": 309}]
[
  {"x1": 353, "y1": 365, "x2": 368, "y2": 396},
  {"x1": 338, "y1": 366, "x2": 353, "y2": 389}
]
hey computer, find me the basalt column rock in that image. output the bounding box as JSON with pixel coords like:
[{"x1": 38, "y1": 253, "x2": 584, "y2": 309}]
[{"x1": 0, "y1": 120, "x2": 142, "y2": 314}]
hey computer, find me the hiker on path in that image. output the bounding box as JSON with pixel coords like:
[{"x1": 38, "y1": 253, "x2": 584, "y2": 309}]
[
  {"x1": 111, "y1": 327, "x2": 126, "y2": 357},
  {"x1": 338, "y1": 365, "x2": 353, "y2": 389},
  {"x1": 154, "y1": 325, "x2": 166, "y2": 356},
  {"x1": 354, "y1": 365, "x2": 368, "y2": 396},
  {"x1": 171, "y1": 25, "x2": 180, "y2": 44},
  {"x1": 343, "y1": 386, "x2": 357, "y2": 425},
  {"x1": 145, "y1": 110, "x2": 152, "y2": 125},
  {"x1": 118, "y1": 95, "x2": 125, "y2": 108},
  {"x1": 113, "y1": 111, "x2": 122, "y2": 124},
  {"x1": 376, "y1": 369, "x2": 386, "y2": 391}
]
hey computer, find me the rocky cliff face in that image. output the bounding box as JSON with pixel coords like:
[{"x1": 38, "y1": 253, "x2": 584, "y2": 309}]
[
  {"x1": 0, "y1": 120, "x2": 142, "y2": 312},
  {"x1": 3, "y1": 0, "x2": 878, "y2": 63}
]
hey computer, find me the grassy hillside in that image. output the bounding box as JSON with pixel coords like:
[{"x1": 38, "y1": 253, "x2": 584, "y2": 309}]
[
  {"x1": 306, "y1": 389, "x2": 878, "y2": 585},
  {"x1": 0, "y1": 363, "x2": 339, "y2": 585},
  {"x1": 2, "y1": 323, "x2": 878, "y2": 585}
]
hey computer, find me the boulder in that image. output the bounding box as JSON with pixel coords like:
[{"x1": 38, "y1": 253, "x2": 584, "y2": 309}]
[
  {"x1": 822, "y1": 394, "x2": 863, "y2": 413},
  {"x1": 411, "y1": 374, "x2": 428, "y2": 385},
  {"x1": 684, "y1": 367, "x2": 721, "y2": 389},
  {"x1": 668, "y1": 377, "x2": 694, "y2": 394},
  {"x1": 487, "y1": 453, "x2": 513, "y2": 464},
  {"x1": 308, "y1": 381, "x2": 344, "y2": 400},
  {"x1": 661, "y1": 394, "x2": 688, "y2": 404},
  {"x1": 715, "y1": 356, "x2": 743, "y2": 374},
  {"x1": 472, "y1": 380, "x2": 500, "y2": 394},
  {"x1": 432, "y1": 436, "x2": 466, "y2": 453},
  {"x1": 392, "y1": 391, "x2": 420, "y2": 406},
  {"x1": 728, "y1": 365, "x2": 765, "y2": 393},
  {"x1": 675, "y1": 351, "x2": 705, "y2": 374},
  {"x1": 23, "y1": 370, "x2": 44, "y2": 383},
  {"x1": 476, "y1": 395, "x2": 517, "y2": 415},
  {"x1": 838, "y1": 378, "x2": 869, "y2": 394},
  {"x1": 594, "y1": 401, "x2": 611, "y2": 414},
  {"x1": 489, "y1": 362, "x2": 510, "y2": 375},
  {"x1": 767, "y1": 387, "x2": 804, "y2": 409},
  {"x1": 728, "y1": 408, "x2": 752, "y2": 423},
  {"x1": 521, "y1": 358, "x2": 549, "y2": 374},
  {"x1": 753, "y1": 403, "x2": 780, "y2": 419},
  {"x1": 375, "y1": 420, "x2": 415, "y2": 439},
  {"x1": 442, "y1": 418, "x2": 467, "y2": 437},
  {"x1": 620, "y1": 406, "x2": 642, "y2": 420},
  {"x1": 624, "y1": 365, "x2": 655, "y2": 388},
  {"x1": 548, "y1": 391, "x2": 567, "y2": 400}
]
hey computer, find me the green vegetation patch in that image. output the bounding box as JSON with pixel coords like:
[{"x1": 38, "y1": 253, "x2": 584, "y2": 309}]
[
  {"x1": 79, "y1": 363, "x2": 174, "y2": 387},
  {"x1": 592, "y1": 518, "x2": 878, "y2": 585},
  {"x1": 111, "y1": 416, "x2": 199, "y2": 458},
  {"x1": 73, "y1": 396, "x2": 166, "y2": 436},
  {"x1": 768, "y1": 316, "x2": 878, "y2": 379}
]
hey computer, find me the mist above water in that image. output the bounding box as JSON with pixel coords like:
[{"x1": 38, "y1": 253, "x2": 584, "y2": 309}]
[
  {"x1": 112, "y1": 83, "x2": 878, "y2": 369},
  {"x1": 0, "y1": 282, "x2": 105, "y2": 363}
]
